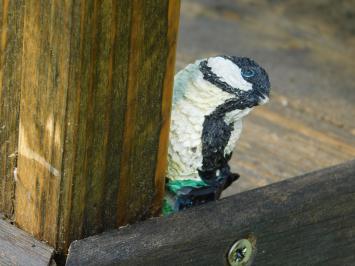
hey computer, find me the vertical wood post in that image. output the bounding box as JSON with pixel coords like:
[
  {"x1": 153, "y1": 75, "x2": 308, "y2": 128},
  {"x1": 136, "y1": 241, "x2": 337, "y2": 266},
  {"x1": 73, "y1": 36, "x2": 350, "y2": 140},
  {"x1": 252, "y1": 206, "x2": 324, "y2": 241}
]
[
  {"x1": 0, "y1": 0, "x2": 24, "y2": 217},
  {"x1": 14, "y1": 0, "x2": 180, "y2": 251}
]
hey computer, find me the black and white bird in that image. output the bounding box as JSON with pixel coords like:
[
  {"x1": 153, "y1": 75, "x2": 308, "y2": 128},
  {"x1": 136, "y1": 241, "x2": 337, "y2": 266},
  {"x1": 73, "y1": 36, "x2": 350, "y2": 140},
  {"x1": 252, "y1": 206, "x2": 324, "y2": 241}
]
[{"x1": 165, "y1": 55, "x2": 270, "y2": 211}]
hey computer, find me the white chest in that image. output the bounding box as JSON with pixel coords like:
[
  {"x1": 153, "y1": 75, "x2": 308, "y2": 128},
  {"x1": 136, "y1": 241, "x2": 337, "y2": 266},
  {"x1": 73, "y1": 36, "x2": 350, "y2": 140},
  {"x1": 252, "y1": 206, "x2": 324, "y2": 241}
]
[
  {"x1": 168, "y1": 102, "x2": 247, "y2": 181},
  {"x1": 224, "y1": 119, "x2": 243, "y2": 156},
  {"x1": 168, "y1": 63, "x2": 251, "y2": 181}
]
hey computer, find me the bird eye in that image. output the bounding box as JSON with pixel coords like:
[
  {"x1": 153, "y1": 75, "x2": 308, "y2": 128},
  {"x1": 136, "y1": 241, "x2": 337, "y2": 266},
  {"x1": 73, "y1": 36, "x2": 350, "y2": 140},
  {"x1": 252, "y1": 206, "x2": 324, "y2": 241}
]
[{"x1": 241, "y1": 69, "x2": 255, "y2": 78}]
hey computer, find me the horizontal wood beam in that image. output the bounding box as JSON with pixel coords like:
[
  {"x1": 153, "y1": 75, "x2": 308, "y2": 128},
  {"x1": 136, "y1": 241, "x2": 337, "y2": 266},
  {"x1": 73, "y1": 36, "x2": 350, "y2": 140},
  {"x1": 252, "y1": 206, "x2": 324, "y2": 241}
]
[
  {"x1": 67, "y1": 160, "x2": 355, "y2": 265},
  {"x1": 0, "y1": 214, "x2": 54, "y2": 266}
]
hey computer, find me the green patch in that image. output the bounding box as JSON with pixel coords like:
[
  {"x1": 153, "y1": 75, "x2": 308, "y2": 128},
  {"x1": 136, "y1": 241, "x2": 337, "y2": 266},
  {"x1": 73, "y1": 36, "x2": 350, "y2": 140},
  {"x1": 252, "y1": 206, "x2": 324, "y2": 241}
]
[
  {"x1": 162, "y1": 198, "x2": 174, "y2": 216},
  {"x1": 163, "y1": 179, "x2": 209, "y2": 216},
  {"x1": 166, "y1": 179, "x2": 207, "y2": 193}
]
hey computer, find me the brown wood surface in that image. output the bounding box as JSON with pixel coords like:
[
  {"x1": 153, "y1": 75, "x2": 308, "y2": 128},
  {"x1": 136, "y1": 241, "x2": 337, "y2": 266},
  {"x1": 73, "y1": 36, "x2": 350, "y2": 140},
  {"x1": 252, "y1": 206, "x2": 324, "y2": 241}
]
[
  {"x1": 176, "y1": 0, "x2": 355, "y2": 197},
  {"x1": 0, "y1": 0, "x2": 24, "y2": 217},
  {"x1": 66, "y1": 160, "x2": 355, "y2": 266},
  {"x1": 15, "y1": 0, "x2": 180, "y2": 252},
  {"x1": 0, "y1": 215, "x2": 54, "y2": 266}
]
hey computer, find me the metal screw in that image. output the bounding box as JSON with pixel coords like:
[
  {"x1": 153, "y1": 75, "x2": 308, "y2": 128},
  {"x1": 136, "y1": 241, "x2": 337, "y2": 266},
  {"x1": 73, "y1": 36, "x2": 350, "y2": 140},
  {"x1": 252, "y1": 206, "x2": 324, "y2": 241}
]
[{"x1": 227, "y1": 239, "x2": 253, "y2": 266}]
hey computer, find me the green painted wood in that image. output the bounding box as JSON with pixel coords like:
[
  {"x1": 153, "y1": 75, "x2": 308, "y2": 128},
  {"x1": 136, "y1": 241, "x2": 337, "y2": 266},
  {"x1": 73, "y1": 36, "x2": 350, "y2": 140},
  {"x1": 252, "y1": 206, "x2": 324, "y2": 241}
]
[{"x1": 67, "y1": 160, "x2": 355, "y2": 265}]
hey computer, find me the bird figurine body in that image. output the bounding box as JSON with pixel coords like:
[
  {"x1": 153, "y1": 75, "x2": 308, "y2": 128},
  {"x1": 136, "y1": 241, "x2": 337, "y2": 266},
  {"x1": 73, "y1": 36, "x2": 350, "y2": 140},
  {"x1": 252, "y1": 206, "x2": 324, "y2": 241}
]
[{"x1": 164, "y1": 55, "x2": 270, "y2": 213}]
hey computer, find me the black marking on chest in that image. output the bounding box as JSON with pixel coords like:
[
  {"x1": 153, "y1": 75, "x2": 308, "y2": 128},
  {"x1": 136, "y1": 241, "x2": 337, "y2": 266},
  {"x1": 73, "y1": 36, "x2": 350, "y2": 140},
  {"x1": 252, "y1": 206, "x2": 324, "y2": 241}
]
[
  {"x1": 199, "y1": 98, "x2": 256, "y2": 184},
  {"x1": 197, "y1": 56, "x2": 270, "y2": 184}
]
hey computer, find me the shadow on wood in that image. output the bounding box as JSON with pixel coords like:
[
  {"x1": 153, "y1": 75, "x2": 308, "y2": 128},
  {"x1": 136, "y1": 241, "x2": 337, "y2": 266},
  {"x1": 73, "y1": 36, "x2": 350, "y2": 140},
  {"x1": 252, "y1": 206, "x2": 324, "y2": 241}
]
[{"x1": 67, "y1": 160, "x2": 355, "y2": 265}]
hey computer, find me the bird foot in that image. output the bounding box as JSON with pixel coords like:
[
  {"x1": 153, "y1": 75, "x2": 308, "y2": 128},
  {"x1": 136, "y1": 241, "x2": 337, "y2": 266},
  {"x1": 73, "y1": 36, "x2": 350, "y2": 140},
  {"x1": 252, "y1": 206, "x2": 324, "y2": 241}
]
[{"x1": 163, "y1": 172, "x2": 240, "y2": 214}]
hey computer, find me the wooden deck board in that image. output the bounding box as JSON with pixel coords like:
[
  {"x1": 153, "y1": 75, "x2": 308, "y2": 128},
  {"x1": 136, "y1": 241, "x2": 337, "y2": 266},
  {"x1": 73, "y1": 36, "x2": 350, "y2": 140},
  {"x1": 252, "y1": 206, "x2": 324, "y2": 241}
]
[
  {"x1": 0, "y1": 215, "x2": 54, "y2": 266},
  {"x1": 177, "y1": 0, "x2": 355, "y2": 196}
]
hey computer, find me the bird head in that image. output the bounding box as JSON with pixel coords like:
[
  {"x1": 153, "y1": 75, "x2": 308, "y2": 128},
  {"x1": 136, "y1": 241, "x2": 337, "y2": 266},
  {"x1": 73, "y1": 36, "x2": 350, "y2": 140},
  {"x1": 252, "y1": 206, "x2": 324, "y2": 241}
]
[{"x1": 199, "y1": 55, "x2": 270, "y2": 109}]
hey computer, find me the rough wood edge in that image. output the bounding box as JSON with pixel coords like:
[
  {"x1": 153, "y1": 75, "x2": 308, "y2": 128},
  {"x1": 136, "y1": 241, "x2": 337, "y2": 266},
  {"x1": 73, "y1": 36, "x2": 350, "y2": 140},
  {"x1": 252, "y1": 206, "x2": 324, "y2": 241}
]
[
  {"x1": 66, "y1": 160, "x2": 355, "y2": 265},
  {"x1": 151, "y1": 0, "x2": 181, "y2": 215}
]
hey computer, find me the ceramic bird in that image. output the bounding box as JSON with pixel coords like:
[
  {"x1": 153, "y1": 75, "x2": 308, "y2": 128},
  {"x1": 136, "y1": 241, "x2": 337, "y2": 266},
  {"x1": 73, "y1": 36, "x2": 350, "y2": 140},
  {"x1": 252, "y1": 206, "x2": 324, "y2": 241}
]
[{"x1": 164, "y1": 55, "x2": 270, "y2": 213}]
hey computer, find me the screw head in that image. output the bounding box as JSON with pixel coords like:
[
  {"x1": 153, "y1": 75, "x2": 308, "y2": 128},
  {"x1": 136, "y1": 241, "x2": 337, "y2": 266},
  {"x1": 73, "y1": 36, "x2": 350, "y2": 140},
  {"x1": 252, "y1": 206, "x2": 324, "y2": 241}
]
[{"x1": 227, "y1": 239, "x2": 253, "y2": 266}]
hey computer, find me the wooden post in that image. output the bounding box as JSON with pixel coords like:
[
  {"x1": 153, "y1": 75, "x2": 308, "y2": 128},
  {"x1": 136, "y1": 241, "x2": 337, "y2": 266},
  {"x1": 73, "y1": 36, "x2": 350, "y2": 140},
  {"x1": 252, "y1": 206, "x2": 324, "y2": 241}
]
[
  {"x1": 14, "y1": 0, "x2": 180, "y2": 251},
  {"x1": 0, "y1": 0, "x2": 24, "y2": 217}
]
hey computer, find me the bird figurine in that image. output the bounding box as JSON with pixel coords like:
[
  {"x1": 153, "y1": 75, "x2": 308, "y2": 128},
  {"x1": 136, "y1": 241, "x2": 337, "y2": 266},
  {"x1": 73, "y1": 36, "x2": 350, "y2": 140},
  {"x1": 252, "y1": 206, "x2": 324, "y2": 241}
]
[{"x1": 164, "y1": 55, "x2": 271, "y2": 214}]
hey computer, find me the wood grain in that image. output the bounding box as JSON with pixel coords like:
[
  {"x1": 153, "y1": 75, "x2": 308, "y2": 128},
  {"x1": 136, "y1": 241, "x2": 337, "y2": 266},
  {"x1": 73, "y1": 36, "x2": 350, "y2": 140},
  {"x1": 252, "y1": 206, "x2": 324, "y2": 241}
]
[
  {"x1": 0, "y1": 0, "x2": 24, "y2": 217},
  {"x1": 66, "y1": 160, "x2": 355, "y2": 266},
  {"x1": 151, "y1": 0, "x2": 181, "y2": 215},
  {"x1": 15, "y1": 0, "x2": 180, "y2": 252},
  {"x1": 0, "y1": 215, "x2": 54, "y2": 266},
  {"x1": 116, "y1": 0, "x2": 181, "y2": 225}
]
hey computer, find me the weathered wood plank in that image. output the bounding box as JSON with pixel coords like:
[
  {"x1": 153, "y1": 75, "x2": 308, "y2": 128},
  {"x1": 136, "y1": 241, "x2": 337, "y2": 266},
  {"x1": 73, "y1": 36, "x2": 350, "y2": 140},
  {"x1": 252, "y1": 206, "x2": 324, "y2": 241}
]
[
  {"x1": 15, "y1": 0, "x2": 180, "y2": 251},
  {"x1": 0, "y1": 214, "x2": 54, "y2": 266},
  {"x1": 0, "y1": 0, "x2": 24, "y2": 217},
  {"x1": 67, "y1": 160, "x2": 355, "y2": 266}
]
